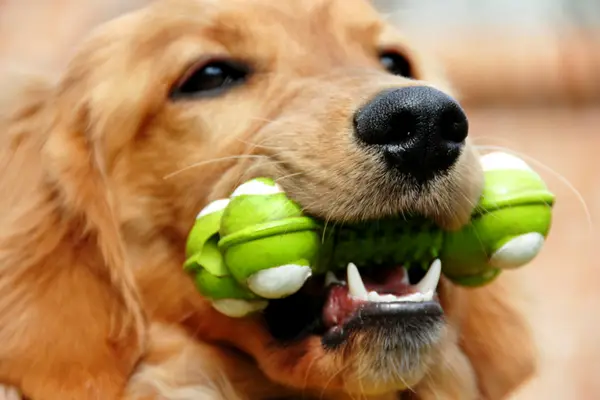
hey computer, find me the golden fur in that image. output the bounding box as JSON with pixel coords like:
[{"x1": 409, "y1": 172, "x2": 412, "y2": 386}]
[{"x1": 0, "y1": 0, "x2": 535, "y2": 399}]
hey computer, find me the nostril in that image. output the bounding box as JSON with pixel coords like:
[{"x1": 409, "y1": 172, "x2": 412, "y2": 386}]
[
  {"x1": 386, "y1": 111, "x2": 418, "y2": 146},
  {"x1": 439, "y1": 106, "x2": 468, "y2": 144},
  {"x1": 353, "y1": 97, "x2": 419, "y2": 147}
]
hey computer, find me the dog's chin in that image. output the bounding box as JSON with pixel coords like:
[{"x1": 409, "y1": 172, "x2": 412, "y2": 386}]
[
  {"x1": 262, "y1": 261, "x2": 447, "y2": 393},
  {"x1": 331, "y1": 305, "x2": 446, "y2": 392}
]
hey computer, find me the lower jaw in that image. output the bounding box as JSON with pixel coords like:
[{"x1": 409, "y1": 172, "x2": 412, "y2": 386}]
[
  {"x1": 309, "y1": 318, "x2": 445, "y2": 397},
  {"x1": 322, "y1": 299, "x2": 444, "y2": 348},
  {"x1": 263, "y1": 261, "x2": 444, "y2": 346}
]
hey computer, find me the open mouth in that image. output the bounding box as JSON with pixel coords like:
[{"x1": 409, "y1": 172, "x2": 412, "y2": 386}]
[{"x1": 263, "y1": 259, "x2": 443, "y2": 347}]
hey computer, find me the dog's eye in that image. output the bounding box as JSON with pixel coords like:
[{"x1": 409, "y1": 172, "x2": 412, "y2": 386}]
[
  {"x1": 171, "y1": 60, "x2": 249, "y2": 99},
  {"x1": 379, "y1": 51, "x2": 414, "y2": 78}
]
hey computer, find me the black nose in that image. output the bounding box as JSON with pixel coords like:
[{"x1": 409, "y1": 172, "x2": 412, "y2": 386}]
[{"x1": 353, "y1": 86, "x2": 468, "y2": 182}]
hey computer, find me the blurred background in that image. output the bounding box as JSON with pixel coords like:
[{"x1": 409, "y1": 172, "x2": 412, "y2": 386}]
[
  {"x1": 375, "y1": 1, "x2": 600, "y2": 398},
  {"x1": 1, "y1": 0, "x2": 599, "y2": 399}
]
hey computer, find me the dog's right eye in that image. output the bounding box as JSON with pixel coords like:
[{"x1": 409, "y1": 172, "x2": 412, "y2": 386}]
[
  {"x1": 379, "y1": 51, "x2": 414, "y2": 79},
  {"x1": 171, "y1": 60, "x2": 250, "y2": 99}
]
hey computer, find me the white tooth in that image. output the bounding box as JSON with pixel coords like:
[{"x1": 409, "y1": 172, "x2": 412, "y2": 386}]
[
  {"x1": 415, "y1": 259, "x2": 442, "y2": 294},
  {"x1": 347, "y1": 263, "x2": 368, "y2": 299},
  {"x1": 366, "y1": 291, "x2": 429, "y2": 303},
  {"x1": 379, "y1": 294, "x2": 399, "y2": 302},
  {"x1": 358, "y1": 261, "x2": 440, "y2": 304},
  {"x1": 400, "y1": 292, "x2": 424, "y2": 302},
  {"x1": 422, "y1": 290, "x2": 435, "y2": 302},
  {"x1": 325, "y1": 271, "x2": 340, "y2": 287},
  {"x1": 367, "y1": 291, "x2": 380, "y2": 302}
]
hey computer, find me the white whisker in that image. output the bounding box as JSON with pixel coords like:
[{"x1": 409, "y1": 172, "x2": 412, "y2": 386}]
[
  {"x1": 235, "y1": 137, "x2": 283, "y2": 151},
  {"x1": 301, "y1": 353, "x2": 322, "y2": 398},
  {"x1": 319, "y1": 363, "x2": 348, "y2": 400},
  {"x1": 163, "y1": 155, "x2": 267, "y2": 180},
  {"x1": 275, "y1": 172, "x2": 304, "y2": 183},
  {"x1": 470, "y1": 135, "x2": 521, "y2": 148}
]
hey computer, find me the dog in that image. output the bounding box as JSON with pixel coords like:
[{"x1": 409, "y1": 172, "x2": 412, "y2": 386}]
[{"x1": 0, "y1": 0, "x2": 536, "y2": 398}]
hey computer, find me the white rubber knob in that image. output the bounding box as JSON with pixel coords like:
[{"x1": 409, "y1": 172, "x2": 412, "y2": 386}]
[
  {"x1": 247, "y1": 264, "x2": 312, "y2": 299},
  {"x1": 489, "y1": 233, "x2": 545, "y2": 269},
  {"x1": 211, "y1": 299, "x2": 268, "y2": 317}
]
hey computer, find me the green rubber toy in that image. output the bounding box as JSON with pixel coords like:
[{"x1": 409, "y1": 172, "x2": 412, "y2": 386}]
[{"x1": 184, "y1": 152, "x2": 555, "y2": 317}]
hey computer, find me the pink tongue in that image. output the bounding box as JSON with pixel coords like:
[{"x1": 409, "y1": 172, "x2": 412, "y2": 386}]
[
  {"x1": 361, "y1": 266, "x2": 414, "y2": 296},
  {"x1": 322, "y1": 266, "x2": 416, "y2": 329}
]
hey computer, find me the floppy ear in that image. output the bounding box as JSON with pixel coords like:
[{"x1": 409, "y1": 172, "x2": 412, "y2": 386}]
[
  {"x1": 458, "y1": 273, "x2": 537, "y2": 400},
  {"x1": 0, "y1": 76, "x2": 146, "y2": 399}
]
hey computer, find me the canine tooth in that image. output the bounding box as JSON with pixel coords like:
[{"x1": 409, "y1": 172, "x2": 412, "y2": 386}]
[
  {"x1": 422, "y1": 290, "x2": 435, "y2": 302},
  {"x1": 347, "y1": 263, "x2": 368, "y2": 299},
  {"x1": 367, "y1": 291, "x2": 393, "y2": 303},
  {"x1": 211, "y1": 299, "x2": 268, "y2": 318},
  {"x1": 415, "y1": 259, "x2": 441, "y2": 294},
  {"x1": 247, "y1": 264, "x2": 312, "y2": 299},
  {"x1": 196, "y1": 199, "x2": 230, "y2": 219},
  {"x1": 325, "y1": 271, "x2": 341, "y2": 286}
]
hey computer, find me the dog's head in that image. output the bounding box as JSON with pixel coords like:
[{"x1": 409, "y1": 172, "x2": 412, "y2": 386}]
[{"x1": 41, "y1": 0, "x2": 497, "y2": 397}]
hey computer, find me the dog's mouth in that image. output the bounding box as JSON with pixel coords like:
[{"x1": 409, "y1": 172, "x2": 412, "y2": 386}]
[{"x1": 263, "y1": 259, "x2": 443, "y2": 347}]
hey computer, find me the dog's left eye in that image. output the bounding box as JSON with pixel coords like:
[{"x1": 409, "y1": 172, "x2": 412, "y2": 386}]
[
  {"x1": 171, "y1": 60, "x2": 250, "y2": 99},
  {"x1": 379, "y1": 51, "x2": 414, "y2": 78}
]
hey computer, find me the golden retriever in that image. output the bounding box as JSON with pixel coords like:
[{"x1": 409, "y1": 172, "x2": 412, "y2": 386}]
[{"x1": 0, "y1": 0, "x2": 536, "y2": 399}]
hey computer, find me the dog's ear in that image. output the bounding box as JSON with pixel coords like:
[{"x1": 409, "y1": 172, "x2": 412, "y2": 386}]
[
  {"x1": 457, "y1": 274, "x2": 537, "y2": 400},
  {"x1": 44, "y1": 85, "x2": 147, "y2": 338},
  {"x1": 0, "y1": 73, "x2": 146, "y2": 399}
]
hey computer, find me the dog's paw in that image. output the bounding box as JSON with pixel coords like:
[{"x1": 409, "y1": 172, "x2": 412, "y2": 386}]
[{"x1": 0, "y1": 385, "x2": 22, "y2": 400}]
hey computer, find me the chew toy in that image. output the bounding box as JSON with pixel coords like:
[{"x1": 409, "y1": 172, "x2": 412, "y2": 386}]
[{"x1": 184, "y1": 152, "x2": 555, "y2": 317}]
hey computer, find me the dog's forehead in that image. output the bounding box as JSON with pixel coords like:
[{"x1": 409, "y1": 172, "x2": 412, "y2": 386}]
[
  {"x1": 116, "y1": 0, "x2": 389, "y2": 75},
  {"x1": 144, "y1": 0, "x2": 386, "y2": 49},
  {"x1": 176, "y1": 0, "x2": 382, "y2": 21},
  {"x1": 65, "y1": 0, "x2": 401, "y2": 102}
]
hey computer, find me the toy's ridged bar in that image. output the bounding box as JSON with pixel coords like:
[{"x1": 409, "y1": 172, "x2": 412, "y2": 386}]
[{"x1": 315, "y1": 217, "x2": 443, "y2": 273}]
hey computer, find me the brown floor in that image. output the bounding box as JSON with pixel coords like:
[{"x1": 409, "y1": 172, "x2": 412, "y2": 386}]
[{"x1": 466, "y1": 106, "x2": 600, "y2": 400}]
